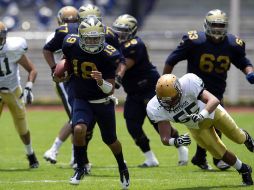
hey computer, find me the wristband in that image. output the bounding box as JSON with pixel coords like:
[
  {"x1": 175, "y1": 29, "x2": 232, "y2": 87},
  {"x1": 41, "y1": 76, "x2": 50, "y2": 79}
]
[
  {"x1": 168, "y1": 138, "x2": 175, "y2": 146},
  {"x1": 98, "y1": 80, "x2": 113, "y2": 94},
  {"x1": 26, "y1": 81, "x2": 33, "y2": 89},
  {"x1": 200, "y1": 109, "x2": 209, "y2": 118}
]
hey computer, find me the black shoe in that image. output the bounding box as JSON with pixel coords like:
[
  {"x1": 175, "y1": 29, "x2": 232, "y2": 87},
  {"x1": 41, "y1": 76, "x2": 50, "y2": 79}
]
[
  {"x1": 191, "y1": 157, "x2": 212, "y2": 170},
  {"x1": 70, "y1": 169, "x2": 85, "y2": 185},
  {"x1": 27, "y1": 153, "x2": 39, "y2": 168},
  {"x1": 120, "y1": 165, "x2": 130, "y2": 189},
  {"x1": 238, "y1": 164, "x2": 253, "y2": 186},
  {"x1": 243, "y1": 129, "x2": 254, "y2": 152}
]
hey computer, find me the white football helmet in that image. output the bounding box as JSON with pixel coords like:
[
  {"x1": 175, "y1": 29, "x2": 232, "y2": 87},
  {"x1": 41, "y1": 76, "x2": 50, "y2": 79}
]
[
  {"x1": 204, "y1": 9, "x2": 228, "y2": 40},
  {"x1": 57, "y1": 6, "x2": 78, "y2": 25},
  {"x1": 78, "y1": 4, "x2": 102, "y2": 23},
  {"x1": 0, "y1": 21, "x2": 7, "y2": 50},
  {"x1": 156, "y1": 74, "x2": 182, "y2": 111},
  {"x1": 112, "y1": 14, "x2": 138, "y2": 43},
  {"x1": 78, "y1": 16, "x2": 105, "y2": 54}
]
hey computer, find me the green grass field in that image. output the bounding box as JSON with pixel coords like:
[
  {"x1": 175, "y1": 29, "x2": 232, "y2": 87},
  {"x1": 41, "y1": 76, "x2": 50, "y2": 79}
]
[{"x1": 0, "y1": 107, "x2": 253, "y2": 190}]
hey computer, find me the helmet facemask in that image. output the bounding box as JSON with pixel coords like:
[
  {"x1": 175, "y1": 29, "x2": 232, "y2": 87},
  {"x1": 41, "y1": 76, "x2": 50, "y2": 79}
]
[
  {"x1": 0, "y1": 23, "x2": 7, "y2": 50},
  {"x1": 112, "y1": 14, "x2": 137, "y2": 43},
  {"x1": 156, "y1": 74, "x2": 182, "y2": 111},
  {"x1": 204, "y1": 9, "x2": 228, "y2": 41},
  {"x1": 79, "y1": 17, "x2": 105, "y2": 54}
]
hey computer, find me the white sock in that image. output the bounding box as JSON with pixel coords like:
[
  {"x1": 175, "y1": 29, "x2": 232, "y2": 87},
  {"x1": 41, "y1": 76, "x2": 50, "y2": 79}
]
[
  {"x1": 51, "y1": 137, "x2": 63, "y2": 152},
  {"x1": 71, "y1": 144, "x2": 74, "y2": 163},
  {"x1": 233, "y1": 158, "x2": 242, "y2": 170},
  {"x1": 178, "y1": 146, "x2": 188, "y2": 162},
  {"x1": 144, "y1": 150, "x2": 156, "y2": 160},
  {"x1": 25, "y1": 144, "x2": 34, "y2": 155}
]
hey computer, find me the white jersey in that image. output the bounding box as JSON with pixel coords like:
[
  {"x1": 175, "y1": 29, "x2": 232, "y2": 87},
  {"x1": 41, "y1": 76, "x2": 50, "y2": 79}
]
[
  {"x1": 147, "y1": 73, "x2": 216, "y2": 129},
  {"x1": 45, "y1": 32, "x2": 63, "y2": 63},
  {"x1": 0, "y1": 37, "x2": 27, "y2": 91}
]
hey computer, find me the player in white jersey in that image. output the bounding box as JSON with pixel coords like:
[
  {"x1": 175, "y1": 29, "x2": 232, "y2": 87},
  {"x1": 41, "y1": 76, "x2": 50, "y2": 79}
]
[
  {"x1": 0, "y1": 21, "x2": 39, "y2": 168},
  {"x1": 147, "y1": 73, "x2": 254, "y2": 186}
]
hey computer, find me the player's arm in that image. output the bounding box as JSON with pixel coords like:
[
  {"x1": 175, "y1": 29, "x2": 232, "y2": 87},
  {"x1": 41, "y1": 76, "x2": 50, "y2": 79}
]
[
  {"x1": 158, "y1": 120, "x2": 191, "y2": 147},
  {"x1": 244, "y1": 65, "x2": 254, "y2": 84},
  {"x1": 43, "y1": 49, "x2": 57, "y2": 72},
  {"x1": 199, "y1": 89, "x2": 220, "y2": 114},
  {"x1": 91, "y1": 70, "x2": 114, "y2": 95}
]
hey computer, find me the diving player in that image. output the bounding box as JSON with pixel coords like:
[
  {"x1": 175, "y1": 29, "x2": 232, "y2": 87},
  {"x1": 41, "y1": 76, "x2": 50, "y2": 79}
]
[{"x1": 147, "y1": 73, "x2": 254, "y2": 186}]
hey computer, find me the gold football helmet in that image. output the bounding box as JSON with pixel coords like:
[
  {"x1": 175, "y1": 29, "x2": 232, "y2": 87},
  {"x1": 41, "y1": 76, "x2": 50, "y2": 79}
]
[
  {"x1": 156, "y1": 74, "x2": 182, "y2": 111},
  {"x1": 57, "y1": 6, "x2": 78, "y2": 25},
  {"x1": 78, "y1": 4, "x2": 102, "y2": 23},
  {"x1": 204, "y1": 9, "x2": 228, "y2": 40},
  {"x1": 0, "y1": 21, "x2": 7, "y2": 50},
  {"x1": 112, "y1": 14, "x2": 138, "y2": 43},
  {"x1": 78, "y1": 16, "x2": 105, "y2": 54}
]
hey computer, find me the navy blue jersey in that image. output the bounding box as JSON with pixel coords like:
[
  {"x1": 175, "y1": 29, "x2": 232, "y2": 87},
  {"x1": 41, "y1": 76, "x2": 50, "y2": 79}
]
[
  {"x1": 44, "y1": 23, "x2": 79, "y2": 52},
  {"x1": 165, "y1": 31, "x2": 252, "y2": 100},
  {"x1": 62, "y1": 34, "x2": 119, "y2": 100},
  {"x1": 121, "y1": 36, "x2": 160, "y2": 94}
]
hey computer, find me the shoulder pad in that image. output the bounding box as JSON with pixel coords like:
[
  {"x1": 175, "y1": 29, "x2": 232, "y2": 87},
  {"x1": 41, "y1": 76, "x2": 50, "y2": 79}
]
[
  {"x1": 182, "y1": 31, "x2": 206, "y2": 45},
  {"x1": 227, "y1": 34, "x2": 246, "y2": 48},
  {"x1": 5, "y1": 37, "x2": 28, "y2": 53},
  {"x1": 122, "y1": 37, "x2": 141, "y2": 49}
]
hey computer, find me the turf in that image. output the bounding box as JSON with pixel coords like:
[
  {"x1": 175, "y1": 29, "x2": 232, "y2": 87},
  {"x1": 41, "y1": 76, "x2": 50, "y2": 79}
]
[{"x1": 0, "y1": 108, "x2": 253, "y2": 190}]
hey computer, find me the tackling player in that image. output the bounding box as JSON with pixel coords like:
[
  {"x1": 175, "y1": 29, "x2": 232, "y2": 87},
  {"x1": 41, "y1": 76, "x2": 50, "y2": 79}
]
[
  {"x1": 61, "y1": 17, "x2": 129, "y2": 188},
  {"x1": 147, "y1": 73, "x2": 254, "y2": 186},
  {"x1": 163, "y1": 9, "x2": 254, "y2": 170},
  {"x1": 0, "y1": 21, "x2": 39, "y2": 168}
]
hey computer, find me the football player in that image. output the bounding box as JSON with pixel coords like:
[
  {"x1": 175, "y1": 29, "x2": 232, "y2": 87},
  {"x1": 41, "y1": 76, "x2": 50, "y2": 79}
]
[
  {"x1": 61, "y1": 17, "x2": 129, "y2": 188},
  {"x1": 163, "y1": 9, "x2": 254, "y2": 170},
  {"x1": 112, "y1": 14, "x2": 174, "y2": 167},
  {"x1": 147, "y1": 73, "x2": 254, "y2": 186},
  {"x1": 43, "y1": 4, "x2": 125, "y2": 172},
  {"x1": 0, "y1": 21, "x2": 39, "y2": 168}
]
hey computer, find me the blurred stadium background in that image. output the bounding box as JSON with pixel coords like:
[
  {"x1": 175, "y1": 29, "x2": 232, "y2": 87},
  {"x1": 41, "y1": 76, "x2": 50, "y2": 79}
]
[{"x1": 1, "y1": 0, "x2": 254, "y2": 105}]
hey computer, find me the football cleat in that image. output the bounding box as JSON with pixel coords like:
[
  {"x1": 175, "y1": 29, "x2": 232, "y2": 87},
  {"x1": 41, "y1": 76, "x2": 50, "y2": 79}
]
[
  {"x1": 216, "y1": 160, "x2": 230, "y2": 171},
  {"x1": 191, "y1": 157, "x2": 213, "y2": 170},
  {"x1": 138, "y1": 158, "x2": 159, "y2": 168},
  {"x1": 243, "y1": 129, "x2": 254, "y2": 152},
  {"x1": 120, "y1": 166, "x2": 130, "y2": 189},
  {"x1": 84, "y1": 163, "x2": 92, "y2": 174},
  {"x1": 178, "y1": 161, "x2": 188, "y2": 166},
  {"x1": 238, "y1": 164, "x2": 253, "y2": 186},
  {"x1": 43, "y1": 149, "x2": 58, "y2": 164},
  {"x1": 70, "y1": 169, "x2": 85, "y2": 185},
  {"x1": 27, "y1": 153, "x2": 39, "y2": 169}
]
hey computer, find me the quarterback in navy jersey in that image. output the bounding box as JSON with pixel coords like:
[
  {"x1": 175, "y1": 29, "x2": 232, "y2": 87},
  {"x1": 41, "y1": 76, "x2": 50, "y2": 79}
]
[
  {"x1": 113, "y1": 14, "x2": 189, "y2": 167},
  {"x1": 61, "y1": 17, "x2": 129, "y2": 189},
  {"x1": 163, "y1": 9, "x2": 254, "y2": 170}
]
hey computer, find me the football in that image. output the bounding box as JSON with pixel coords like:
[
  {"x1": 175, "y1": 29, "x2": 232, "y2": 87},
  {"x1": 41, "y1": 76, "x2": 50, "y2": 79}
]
[{"x1": 53, "y1": 59, "x2": 70, "y2": 78}]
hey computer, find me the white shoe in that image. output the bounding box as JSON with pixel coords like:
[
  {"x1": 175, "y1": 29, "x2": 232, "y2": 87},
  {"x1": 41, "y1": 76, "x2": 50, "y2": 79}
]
[
  {"x1": 84, "y1": 163, "x2": 92, "y2": 174},
  {"x1": 43, "y1": 149, "x2": 58, "y2": 164},
  {"x1": 178, "y1": 146, "x2": 188, "y2": 166},
  {"x1": 70, "y1": 169, "x2": 85, "y2": 185},
  {"x1": 138, "y1": 158, "x2": 159, "y2": 168}
]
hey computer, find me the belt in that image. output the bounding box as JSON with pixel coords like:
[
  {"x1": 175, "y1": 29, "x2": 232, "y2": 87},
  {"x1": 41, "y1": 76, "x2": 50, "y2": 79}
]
[{"x1": 88, "y1": 97, "x2": 111, "y2": 104}]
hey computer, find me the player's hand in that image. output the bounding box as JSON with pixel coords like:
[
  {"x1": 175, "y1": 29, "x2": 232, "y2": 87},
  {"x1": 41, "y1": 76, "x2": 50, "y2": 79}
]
[
  {"x1": 188, "y1": 113, "x2": 205, "y2": 122},
  {"x1": 174, "y1": 134, "x2": 191, "y2": 147},
  {"x1": 115, "y1": 75, "x2": 122, "y2": 89},
  {"x1": 23, "y1": 82, "x2": 34, "y2": 104},
  {"x1": 246, "y1": 72, "x2": 254, "y2": 84},
  {"x1": 91, "y1": 70, "x2": 103, "y2": 85}
]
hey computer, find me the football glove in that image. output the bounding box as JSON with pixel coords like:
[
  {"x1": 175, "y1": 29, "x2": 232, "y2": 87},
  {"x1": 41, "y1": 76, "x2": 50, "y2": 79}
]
[
  {"x1": 115, "y1": 75, "x2": 122, "y2": 89},
  {"x1": 23, "y1": 82, "x2": 34, "y2": 104},
  {"x1": 246, "y1": 72, "x2": 254, "y2": 84},
  {"x1": 174, "y1": 134, "x2": 191, "y2": 147},
  {"x1": 187, "y1": 109, "x2": 209, "y2": 123}
]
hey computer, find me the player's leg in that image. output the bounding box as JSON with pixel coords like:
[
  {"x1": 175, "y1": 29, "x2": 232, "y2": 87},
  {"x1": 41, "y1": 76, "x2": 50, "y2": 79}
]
[
  {"x1": 214, "y1": 106, "x2": 254, "y2": 152},
  {"x1": 124, "y1": 94, "x2": 158, "y2": 167},
  {"x1": 69, "y1": 99, "x2": 92, "y2": 185},
  {"x1": 4, "y1": 86, "x2": 39, "y2": 168},
  {"x1": 95, "y1": 100, "x2": 129, "y2": 189},
  {"x1": 191, "y1": 127, "x2": 253, "y2": 185},
  {"x1": 44, "y1": 82, "x2": 72, "y2": 164}
]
